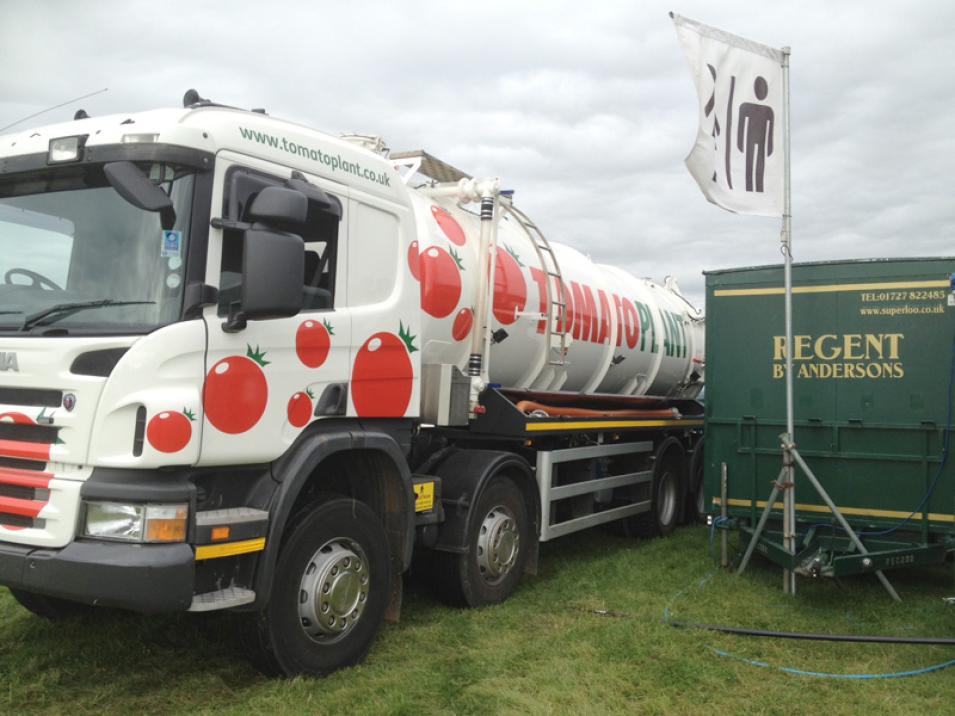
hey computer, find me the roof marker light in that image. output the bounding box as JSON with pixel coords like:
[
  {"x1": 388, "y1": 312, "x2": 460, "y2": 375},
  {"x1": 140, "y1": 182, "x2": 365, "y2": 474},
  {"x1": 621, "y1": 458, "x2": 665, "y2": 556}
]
[
  {"x1": 121, "y1": 133, "x2": 159, "y2": 144},
  {"x1": 48, "y1": 135, "x2": 87, "y2": 163}
]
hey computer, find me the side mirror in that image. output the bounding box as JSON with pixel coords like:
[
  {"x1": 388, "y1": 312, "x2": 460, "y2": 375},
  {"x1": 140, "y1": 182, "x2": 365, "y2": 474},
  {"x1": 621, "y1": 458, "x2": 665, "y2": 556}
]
[
  {"x1": 246, "y1": 186, "x2": 308, "y2": 229},
  {"x1": 223, "y1": 228, "x2": 304, "y2": 332},
  {"x1": 103, "y1": 161, "x2": 177, "y2": 230}
]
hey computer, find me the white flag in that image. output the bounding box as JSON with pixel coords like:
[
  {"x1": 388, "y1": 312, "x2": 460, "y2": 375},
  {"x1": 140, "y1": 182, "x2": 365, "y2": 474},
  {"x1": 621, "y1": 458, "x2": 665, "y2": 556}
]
[{"x1": 672, "y1": 13, "x2": 785, "y2": 217}]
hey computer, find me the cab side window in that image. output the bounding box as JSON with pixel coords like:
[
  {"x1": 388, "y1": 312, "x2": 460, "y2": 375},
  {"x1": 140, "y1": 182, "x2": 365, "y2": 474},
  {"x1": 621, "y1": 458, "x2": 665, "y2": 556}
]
[
  {"x1": 218, "y1": 168, "x2": 341, "y2": 315},
  {"x1": 346, "y1": 200, "x2": 400, "y2": 306}
]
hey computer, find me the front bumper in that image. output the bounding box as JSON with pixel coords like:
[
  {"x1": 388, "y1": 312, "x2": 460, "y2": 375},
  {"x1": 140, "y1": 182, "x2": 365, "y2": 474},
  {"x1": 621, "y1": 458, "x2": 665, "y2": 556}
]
[{"x1": 0, "y1": 539, "x2": 194, "y2": 613}]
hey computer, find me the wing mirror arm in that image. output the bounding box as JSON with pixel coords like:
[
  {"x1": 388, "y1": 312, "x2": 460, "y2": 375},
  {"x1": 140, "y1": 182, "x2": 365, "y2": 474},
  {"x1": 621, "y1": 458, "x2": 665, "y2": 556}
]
[{"x1": 103, "y1": 161, "x2": 178, "y2": 230}]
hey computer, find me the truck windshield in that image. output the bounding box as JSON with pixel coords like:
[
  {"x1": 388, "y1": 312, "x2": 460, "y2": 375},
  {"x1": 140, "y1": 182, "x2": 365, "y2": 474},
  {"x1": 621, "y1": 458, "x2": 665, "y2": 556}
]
[{"x1": 0, "y1": 163, "x2": 194, "y2": 334}]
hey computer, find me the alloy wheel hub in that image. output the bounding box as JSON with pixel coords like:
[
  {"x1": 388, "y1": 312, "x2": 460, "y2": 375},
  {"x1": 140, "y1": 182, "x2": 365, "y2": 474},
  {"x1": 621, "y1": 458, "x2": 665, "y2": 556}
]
[
  {"x1": 298, "y1": 539, "x2": 369, "y2": 642},
  {"x1": 477, "y1": 505, "x2": 520, "y2": 582}
]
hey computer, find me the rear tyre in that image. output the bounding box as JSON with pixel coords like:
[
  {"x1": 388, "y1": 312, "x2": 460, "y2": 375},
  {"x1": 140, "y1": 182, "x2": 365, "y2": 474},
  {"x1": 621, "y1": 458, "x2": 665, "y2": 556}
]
[
  {"x1": 431, "y1": 476, "x2": 530, "y2": 608},
  {"x1": 8, "y1": 589, "x2": 97, "y2": 621},
  {"x1": 685, "y1": 441, "x2": 707, "y2": 523},
  {"x1": 238, "y1": 498, "x2": 391, "y2": 677},
  {"x1": 692, "y1": 456, "x2": 706, "y2": 522},
  {"x1": 622, "y1": 455, "x2": 681, "y2": 538}
]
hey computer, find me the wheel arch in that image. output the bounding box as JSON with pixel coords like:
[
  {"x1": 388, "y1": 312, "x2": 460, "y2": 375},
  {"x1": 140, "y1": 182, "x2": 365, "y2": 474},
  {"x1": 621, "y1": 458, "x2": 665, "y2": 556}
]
[
  {"x1": 427, "y1": 448, "x2": 540, "y2": 573},
  {"x1": 250, "y1": 425, "x2": 415, "y2": 610}
]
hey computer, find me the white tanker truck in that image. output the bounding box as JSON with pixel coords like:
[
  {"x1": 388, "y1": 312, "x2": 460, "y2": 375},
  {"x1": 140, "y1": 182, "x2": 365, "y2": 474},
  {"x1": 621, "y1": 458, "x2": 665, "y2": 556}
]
[{"x1": 0, "y1": 91, "x2": 703, "y2": 676}]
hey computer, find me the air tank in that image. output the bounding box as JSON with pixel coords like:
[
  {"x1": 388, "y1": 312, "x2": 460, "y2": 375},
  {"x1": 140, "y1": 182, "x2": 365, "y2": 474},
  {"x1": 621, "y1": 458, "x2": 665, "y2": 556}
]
[{"x1": 408, "y1": 193, "x2": 704, "y2": 399}]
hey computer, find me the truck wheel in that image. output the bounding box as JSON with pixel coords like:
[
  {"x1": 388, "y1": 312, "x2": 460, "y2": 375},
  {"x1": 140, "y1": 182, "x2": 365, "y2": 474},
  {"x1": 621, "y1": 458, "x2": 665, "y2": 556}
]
[
  {"x1": 692, "y1": 458, "x2": 706, "y2": 522},
  {"x1": 685, "y1": 442, "x2": 707, "y2": 523},
  {"x1": 622, "y1": 455, "x2": 681, "y2": 538},
  {"x1": 432, "y1": 476, "x2": 530, "y2": 607},
  {"x1": 239, "y1": 498, "x2": 391, "y2": 677},
  {"x1": 8, "y1": 588, "x2": 97, "y2": 621},
  {"x1": 652, "y1": 460, "x2": 680, "y2": 537}
]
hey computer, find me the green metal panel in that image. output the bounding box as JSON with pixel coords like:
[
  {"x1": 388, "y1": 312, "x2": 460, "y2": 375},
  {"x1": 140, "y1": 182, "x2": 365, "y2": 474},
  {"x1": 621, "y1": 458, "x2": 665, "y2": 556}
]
[{"x1": 704, "y1": 257, "x2": 955, "y2": 541}]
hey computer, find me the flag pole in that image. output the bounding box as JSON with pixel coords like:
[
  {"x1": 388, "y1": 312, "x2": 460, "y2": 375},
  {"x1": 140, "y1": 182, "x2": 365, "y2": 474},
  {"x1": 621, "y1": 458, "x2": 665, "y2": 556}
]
[{"x1": 781, "y1": 45, "x2": 795, "y2": 595}]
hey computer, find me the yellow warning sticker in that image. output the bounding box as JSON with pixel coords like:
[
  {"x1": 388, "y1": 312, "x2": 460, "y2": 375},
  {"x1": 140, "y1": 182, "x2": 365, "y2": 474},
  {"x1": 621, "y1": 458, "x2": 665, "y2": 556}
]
[{"x1": 413, "y1": 482, "x2": 435, "y2": 512}]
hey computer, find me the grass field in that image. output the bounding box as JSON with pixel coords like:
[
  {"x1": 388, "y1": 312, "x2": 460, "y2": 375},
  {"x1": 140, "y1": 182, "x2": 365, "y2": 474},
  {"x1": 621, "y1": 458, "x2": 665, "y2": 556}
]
[{"x1": 2, "y1": 525, "x2": 954, "y2": 715}]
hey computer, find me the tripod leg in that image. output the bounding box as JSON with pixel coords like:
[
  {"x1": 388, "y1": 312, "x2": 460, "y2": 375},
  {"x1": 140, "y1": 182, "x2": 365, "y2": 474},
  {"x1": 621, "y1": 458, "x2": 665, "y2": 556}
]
[
  {"x1": 790, "y1": 447, "x2": 901, "y2": 602},
  {"x1": 736, "y1": 466, "x2": 787, "y2": 575}
]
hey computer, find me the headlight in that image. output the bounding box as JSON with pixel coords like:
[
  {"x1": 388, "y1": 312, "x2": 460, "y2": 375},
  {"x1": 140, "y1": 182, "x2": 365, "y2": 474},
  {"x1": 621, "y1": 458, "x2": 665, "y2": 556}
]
[{"x1": 83, "y1": 502, "x2": 188, "y2": 543}]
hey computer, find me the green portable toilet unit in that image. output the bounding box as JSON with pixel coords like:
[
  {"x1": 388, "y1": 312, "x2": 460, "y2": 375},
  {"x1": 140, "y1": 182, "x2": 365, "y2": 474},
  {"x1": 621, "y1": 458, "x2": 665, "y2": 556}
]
[{"x1": 704, "y1": 257, "x2": 955, "y2": 579}]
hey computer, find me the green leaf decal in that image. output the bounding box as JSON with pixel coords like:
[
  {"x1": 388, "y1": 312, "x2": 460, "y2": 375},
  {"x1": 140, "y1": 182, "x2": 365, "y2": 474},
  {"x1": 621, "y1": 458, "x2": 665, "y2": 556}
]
[
  {"x1": 247, "y1": 344, "x2": 271, "y2": 367},
  {"x1": 505, "y1": 244, "x2": 524, "y2": 268},
  {"x1": 398, "y1": 321, "x2": 419, "y2": 354}
]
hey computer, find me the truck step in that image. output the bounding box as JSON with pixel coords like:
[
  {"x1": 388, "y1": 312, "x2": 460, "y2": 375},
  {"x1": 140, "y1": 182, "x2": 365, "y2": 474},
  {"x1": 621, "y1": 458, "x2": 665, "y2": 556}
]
[{"x1": 188, "y1": 587, "x2": 255, "y2": 612}]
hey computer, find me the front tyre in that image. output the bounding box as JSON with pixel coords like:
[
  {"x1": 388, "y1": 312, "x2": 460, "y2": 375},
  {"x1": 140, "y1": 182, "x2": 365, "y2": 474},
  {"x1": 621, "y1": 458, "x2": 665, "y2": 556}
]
[{"x1": 239, "y1": 498, "x2": 391, "y2": 677}]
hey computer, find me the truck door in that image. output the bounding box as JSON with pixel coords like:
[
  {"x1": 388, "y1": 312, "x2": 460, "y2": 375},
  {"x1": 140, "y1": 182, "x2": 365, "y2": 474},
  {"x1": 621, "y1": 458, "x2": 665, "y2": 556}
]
[
  {"x1": 343, "y1": 187, "x2": 420, "y2": 419},
  {"x1": 198, "y1": 153, "x2": 352, "y2": 465}
]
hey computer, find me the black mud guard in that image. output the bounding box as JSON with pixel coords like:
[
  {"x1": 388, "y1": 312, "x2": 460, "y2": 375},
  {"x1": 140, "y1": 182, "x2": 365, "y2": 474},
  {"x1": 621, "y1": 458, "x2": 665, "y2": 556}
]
[
  {"x1": 428, "y1": 449, "x2": 540, "y2": 576},
  {"x1": 250, "y1": 423, "x2": 415, "y2": 609}
]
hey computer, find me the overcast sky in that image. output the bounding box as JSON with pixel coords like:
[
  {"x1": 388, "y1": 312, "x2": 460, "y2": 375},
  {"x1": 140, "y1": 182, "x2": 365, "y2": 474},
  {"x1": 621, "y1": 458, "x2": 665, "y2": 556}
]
[{"x1": 2, "y1": 0, "x2": 952, "y2": 307}]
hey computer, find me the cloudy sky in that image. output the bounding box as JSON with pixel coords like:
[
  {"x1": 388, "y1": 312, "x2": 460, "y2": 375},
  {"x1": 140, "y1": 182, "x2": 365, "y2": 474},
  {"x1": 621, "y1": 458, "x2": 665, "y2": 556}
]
[{"x1": 2, "y1": 0, "x2": 952, "y2": 306}]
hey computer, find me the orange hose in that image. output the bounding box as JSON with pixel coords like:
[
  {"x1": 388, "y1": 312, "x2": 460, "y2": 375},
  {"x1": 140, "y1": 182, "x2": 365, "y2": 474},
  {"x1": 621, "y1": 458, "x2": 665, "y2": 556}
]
[{"x1": 515, "y1": 400, "x2": 679, "y2": 419}]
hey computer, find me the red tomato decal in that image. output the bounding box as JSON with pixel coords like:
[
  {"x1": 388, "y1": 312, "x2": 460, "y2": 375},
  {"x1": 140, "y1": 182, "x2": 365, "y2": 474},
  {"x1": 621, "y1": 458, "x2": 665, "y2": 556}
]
[
  {"x1": 492, "y1": 246, "x2": 527, "y2": 325},
  {"x1": 147, "y1": 409, "x2": 194, "y2": 453},
  {"x1": 296, "y1": 318, "x2": 333, "y2": 368},
  {"x1": 352, "y1": 323, "x2": 417, "y2": 417},
  {"x1": 204, "y1": 345, "x2": 270, "y2": 434},
  {"x1": 452, "y1": 307, "x2": 474, "y2": 342},
  {"x1": 420, "y1": 245, "x2": 463, "y2": 318},
  {"x1": 431, "y1": 205, "x2": 467, "y2": 246},
  {"x1": 287, "y1": 389, "x2": 314, "y2": 428},
  {"x1": 408, "y1": 240, "x2": 421, "y2": 281},
  {"x1": 0, "y1": 412, "x2": 34, "y2": 425}
]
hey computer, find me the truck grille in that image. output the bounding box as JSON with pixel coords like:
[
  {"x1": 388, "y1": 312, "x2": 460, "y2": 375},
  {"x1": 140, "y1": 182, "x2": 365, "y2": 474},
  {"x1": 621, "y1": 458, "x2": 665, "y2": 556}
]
[
  {"x1": 0, "y1": 387, "x2": 62, "y2": 408},
  {"x1": 0, "y1": 382, "x2": 87, "y2": 547},
  {"x1": 0, "y1": 466, "x2": 51, "y2": 531},
  {"x1": 0, "y1": 421, "x2": 60, "y2": 444}
]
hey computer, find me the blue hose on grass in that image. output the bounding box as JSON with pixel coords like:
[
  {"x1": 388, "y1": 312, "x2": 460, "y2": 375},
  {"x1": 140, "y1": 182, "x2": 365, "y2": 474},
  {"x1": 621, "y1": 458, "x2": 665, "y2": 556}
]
[
  {"x1": 707, "y1": 516, "x2": 731, "y2": 560},
  {"x1": 663, "y1": 572, "x2": 955, "y2": 680},
  {"x1": 710, "y1": 647, "x2": 955, "y2": 680}
]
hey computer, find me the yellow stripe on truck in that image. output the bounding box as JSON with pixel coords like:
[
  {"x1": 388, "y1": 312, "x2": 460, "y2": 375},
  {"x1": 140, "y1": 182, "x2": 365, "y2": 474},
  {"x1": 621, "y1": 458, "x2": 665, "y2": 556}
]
[
  {"x1": 194, "y1": 537, "x2": 267, "y2": 561},
  {"x1": 526, "y1": 419, "x2": 704, "y2": 432}
]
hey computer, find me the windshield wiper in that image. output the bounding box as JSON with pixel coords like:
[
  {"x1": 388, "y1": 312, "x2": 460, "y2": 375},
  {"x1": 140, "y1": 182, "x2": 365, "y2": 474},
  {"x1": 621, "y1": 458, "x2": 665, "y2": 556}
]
[{"x1": 21, "y1": 300, "x2": 156, "y2": 331}]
